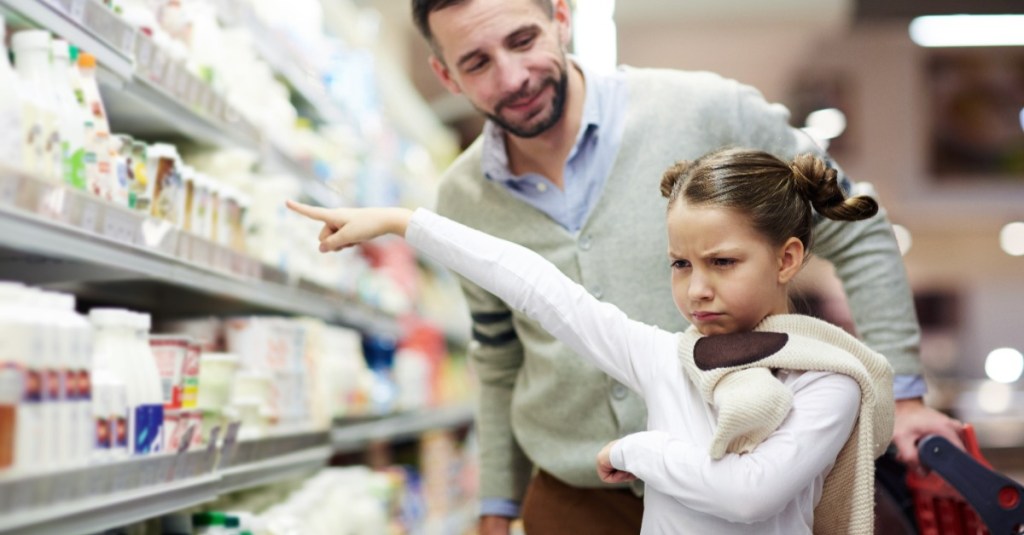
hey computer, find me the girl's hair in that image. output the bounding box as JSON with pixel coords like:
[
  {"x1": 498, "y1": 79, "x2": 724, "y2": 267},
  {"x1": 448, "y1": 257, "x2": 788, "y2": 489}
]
[{"x1": 659, "y1": 148, "x2": 878, "y2": 252}]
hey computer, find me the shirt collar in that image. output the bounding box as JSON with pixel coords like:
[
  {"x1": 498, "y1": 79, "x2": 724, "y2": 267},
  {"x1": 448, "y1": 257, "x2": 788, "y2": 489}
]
[{"x1": 482, "y1": 57, "x2": 604, "y2": 184}]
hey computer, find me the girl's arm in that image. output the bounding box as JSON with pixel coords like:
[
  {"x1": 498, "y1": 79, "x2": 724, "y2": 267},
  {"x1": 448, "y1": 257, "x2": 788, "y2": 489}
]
[
  {"x1": 286, "y1": 202, "x2": 677, "y2": 394},
  {"x1": 610, "y1": 371, "x2": 860, "y2": 523}
]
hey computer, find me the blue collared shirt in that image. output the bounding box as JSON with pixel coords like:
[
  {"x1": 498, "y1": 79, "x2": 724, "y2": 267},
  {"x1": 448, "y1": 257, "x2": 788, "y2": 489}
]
[{"x1": 480, "y1": 59, "x2": 629, "y2": 233}]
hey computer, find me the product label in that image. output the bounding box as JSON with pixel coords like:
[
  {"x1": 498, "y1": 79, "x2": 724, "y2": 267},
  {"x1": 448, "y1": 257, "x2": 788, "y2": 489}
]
[
  {"x1": 22, "y1": 103, "x2": 43, "y2": 176},
  {"x1": 181, "y1": 344, "x2": 201, "y2": 409},
  {"x1": 113, "y1": 409, "x2": 127, "y2": 450},
  {"x1": 151, "y1": 339, "x2": 187, "y2": 409},
  {"x1": 95, "y1": 415, "x2": 111, "y2": 449},
  {"x1": 77, "y1": 369, "x2": 91, "y2": 401},
  {"x1": 68, "y1": 146, "x2": 87, "y2": 190},
  {"x1": 24, "y1": 368, "x2": 42, "y2": 403},
  {"x1": 151, "y1": 157, "x2": 180, "y2": 224},
  {"x1": 64, "y1": 369, "x2": 78, "y2": 401}
]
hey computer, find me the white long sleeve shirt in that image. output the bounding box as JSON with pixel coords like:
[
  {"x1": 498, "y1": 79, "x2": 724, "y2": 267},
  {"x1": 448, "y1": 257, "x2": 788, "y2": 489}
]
[{"x1": 406, "y1": 209, "x2": 861, "y2": 534}]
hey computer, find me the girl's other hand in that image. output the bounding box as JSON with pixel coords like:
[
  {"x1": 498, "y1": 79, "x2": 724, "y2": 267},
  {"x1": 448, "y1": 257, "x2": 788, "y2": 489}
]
[{"x1": 596, "y1": 440, "x2": 637, "y2": 484}]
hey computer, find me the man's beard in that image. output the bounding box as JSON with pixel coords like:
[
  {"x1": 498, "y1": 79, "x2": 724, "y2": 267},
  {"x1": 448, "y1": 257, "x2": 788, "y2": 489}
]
[{"x1": 485, "y1": 65, "x2": 569, "y2": 139}]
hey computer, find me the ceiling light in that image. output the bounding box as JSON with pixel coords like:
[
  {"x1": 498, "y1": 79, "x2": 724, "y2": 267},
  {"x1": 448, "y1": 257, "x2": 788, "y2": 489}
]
[
  {"x1": 985, "y1": 347, "x2": 1024, "y2": 383},
  {"x1": 1000, "y1": 221, "x2": 1024, "y2": 256},
  {"x1": 909, "y1": 15, "x2": 1024, "y2": 48}
]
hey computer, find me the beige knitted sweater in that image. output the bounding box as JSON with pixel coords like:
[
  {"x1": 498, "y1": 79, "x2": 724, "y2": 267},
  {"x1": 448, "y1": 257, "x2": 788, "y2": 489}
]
[{"x1": 677, "y1": 314, "x2": 894, "y2": 534}]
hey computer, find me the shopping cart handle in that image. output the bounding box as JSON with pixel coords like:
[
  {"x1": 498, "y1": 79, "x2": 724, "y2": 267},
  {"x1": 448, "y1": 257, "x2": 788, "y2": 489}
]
[{"x1": 918, "y1": 434, "x2": 1024, "y2": 534}]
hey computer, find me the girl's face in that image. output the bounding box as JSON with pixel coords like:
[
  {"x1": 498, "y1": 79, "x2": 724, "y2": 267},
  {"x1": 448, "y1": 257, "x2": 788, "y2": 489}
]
[{"x1": 666, "y1": 201, "x2": 804, "y2": 336}]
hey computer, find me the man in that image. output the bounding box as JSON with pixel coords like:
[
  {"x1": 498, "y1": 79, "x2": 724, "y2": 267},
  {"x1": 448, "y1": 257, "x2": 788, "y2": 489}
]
[{"x1": 411, "y1": 0, "x2": 964, "y2": 532}]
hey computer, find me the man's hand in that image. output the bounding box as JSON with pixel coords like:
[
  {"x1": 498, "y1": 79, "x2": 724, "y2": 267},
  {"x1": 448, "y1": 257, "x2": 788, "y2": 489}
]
[
  {"x1": 479, "y1": 515, "x2": 512, "y2": 535},
  {"x1": 596, "y1": 440, "x2": 637, "y2": 484},
  {"x1": 892, "y1": 398, "x2": 965, "y2": 469}
]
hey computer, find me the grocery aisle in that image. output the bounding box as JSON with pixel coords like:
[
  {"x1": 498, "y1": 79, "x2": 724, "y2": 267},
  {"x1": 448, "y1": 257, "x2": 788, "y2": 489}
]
[{"x1": 0, "y1": 0, "x2": 476, "y2": 533}]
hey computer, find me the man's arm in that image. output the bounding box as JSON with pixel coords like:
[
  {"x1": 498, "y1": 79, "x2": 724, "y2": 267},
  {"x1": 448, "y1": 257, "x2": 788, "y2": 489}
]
[
  {"x1": 458, "y1": 276, "x2": 534, "y2": 526},
  {"x1": 728, "y1": 80, "x2": 963, "y2": 464}
]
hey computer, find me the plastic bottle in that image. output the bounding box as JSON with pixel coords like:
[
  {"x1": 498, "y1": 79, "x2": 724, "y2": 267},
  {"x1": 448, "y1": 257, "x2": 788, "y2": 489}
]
[
  {"x1": 0, "y1": 15, "x2": 26, "y2": 173},
  {"x1": 129, "y1": 312, "x2": 164, "y2": 453},
  {"x1": 0, "y1": 282, "x2": 28, "y2": 472},
  {"x1": 76, "y1": 52, "x2": 110, "y2": 135},
  {"x1": 130, "y1": 141, "x2": 151, "y2": 213},
  {"x1": 12, "y1": 30, "x2": 62, "y2": 181},
  {"x1": 0, "y1": 283, "x2": 46, "y2": 472},
  {"x1": 50, "y1": 39, "x2": 87, "y2": 190},
  {"x1": 147, "y1": 143, "x2": 182, "y2": 225},
  {"x1": 90, "y1": 309, "x2": 145, "y2": 455},
  {"x1": 37, "y1": 292, "x2": 72, "y2": 467},
  {"x1": 109, "y1": 134, "x2": 132, "y2": 207},
  {"x1": 23, "y1": 288, "x2": 62, "y2": 468},
  {"x1": 81, "y1": 121, "x2": 109, "y2": 200},
  {"x1": 51, "y1": 293, "x2": 93, "y2": 466}
]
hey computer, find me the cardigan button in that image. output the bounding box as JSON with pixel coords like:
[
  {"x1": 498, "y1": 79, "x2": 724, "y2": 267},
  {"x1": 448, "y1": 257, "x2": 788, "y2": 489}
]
[
  {"x1": 579, "y1": 234, "x2": 593, "y2": 251},
  {"x1": 611, "y1": 382, "x2": 628, "y2": 400}
]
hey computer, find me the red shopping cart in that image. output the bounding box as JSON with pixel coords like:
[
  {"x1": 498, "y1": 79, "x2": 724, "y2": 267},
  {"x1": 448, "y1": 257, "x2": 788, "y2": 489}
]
[{"x1": 907, "y1": 425, "x2": 1024, "y2": 534}]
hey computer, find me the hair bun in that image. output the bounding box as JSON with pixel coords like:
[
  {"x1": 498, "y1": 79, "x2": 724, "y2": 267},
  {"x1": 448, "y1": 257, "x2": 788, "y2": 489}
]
[
  {"x1": 789, "y1": 153, "x2": 878, "y2": 221},
  {"x1": 661, "y1": 160, "x2": 693, "y2": 198}
]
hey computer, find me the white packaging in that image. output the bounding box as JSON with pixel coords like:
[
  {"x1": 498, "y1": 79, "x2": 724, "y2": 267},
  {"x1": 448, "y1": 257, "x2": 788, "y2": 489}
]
[
  {"x1": 91, "y1": 369, "x2": 129, "y2": 461},
  {"x1": 0, "y1": 16, "x2": 26, "y2": 173},
  {"x1": 91, "y1": 308, "x2": 150, "y2": 455},
  {"x1": 12, "y1": 30, "x2": 61, "y2": 181},
  {"x1": 50, "y1": 39, "x2": 87, "y2": 190},
  {"x1": 0, "y1": 283, "x2": 32, "y2": 472},
  {"x1": 24, "y1": 289, "x2": 62, "y2": 468},
  {"x1": 147, "y1": 143, "x2": 182, "y2": 225},
  {"x1": 149, "y1": 334, "x2": 190, "y2": 409},
  {"x1": 129, "y1": 312, "x2": 164, "y2": 453},
  {"x1": 196, "y1": 352, "x2": 238, "y2": 410}
]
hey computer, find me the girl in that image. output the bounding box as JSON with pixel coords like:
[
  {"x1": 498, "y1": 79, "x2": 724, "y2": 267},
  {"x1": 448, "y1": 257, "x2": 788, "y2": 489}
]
[{"x1": 287, "y1": 148, "x2": 894, "y2": 534}]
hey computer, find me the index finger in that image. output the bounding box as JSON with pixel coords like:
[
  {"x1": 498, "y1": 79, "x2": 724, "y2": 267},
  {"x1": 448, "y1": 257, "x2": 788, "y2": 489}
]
[{"x1": 286, "y1": 200, "x2": 333, "y2": 222}]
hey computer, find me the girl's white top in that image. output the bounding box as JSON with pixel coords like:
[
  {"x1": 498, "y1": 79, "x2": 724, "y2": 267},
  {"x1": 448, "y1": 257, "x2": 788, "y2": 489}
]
[{"x1": 406, "y1": 208, "x2": 860, "y2": 534}]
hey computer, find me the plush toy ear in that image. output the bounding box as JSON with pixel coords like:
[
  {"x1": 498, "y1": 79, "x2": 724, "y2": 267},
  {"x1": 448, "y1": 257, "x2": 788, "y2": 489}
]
[{"x1": 694, "y1": 332, "x2": 789, "y2": 371}]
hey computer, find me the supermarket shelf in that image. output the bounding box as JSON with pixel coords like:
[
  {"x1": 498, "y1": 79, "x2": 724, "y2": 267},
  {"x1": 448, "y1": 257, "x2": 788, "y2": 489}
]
[
  {"x1": 219, "y1": 446, "x2": 332, "y2": 495},
  {"x1": 214, "y1": 0, "x2": 348, "y2": 126},
  {"x1": 0, "y1": 0, "x2": 134, "y2": 80},
  {"x1": 0, "y1": 407, "x2": 476, "y2": 534},
  {"x1": 331, "y1": 403, "x2": 476, "y2": 454},
  {"x1": 0, "y1": 172, "x2": 348, "y2": 321},
  {"x1": 0, "y1": 474, "x2": 220, "y2": 535},
  {"x1": 0, "y1": 450, "x2": 221, "y2": 535},
  {"x1": 102, "y1": 70, "x2": 261, "y2": 151}
]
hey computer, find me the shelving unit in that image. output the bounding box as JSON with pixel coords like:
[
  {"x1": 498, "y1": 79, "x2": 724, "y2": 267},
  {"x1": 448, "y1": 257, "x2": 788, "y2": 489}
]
[
  {"x1": 0, "y1": 0, "x2": 474, "y2": 531},
  {"x1": 0, "y1": 409, "x2": 475, "y2": 535},
  {"x1": 332, "y1": 403, "x2": 476, "y2": 454},
  {"x1": 0, "y1": 0, "x2": 337, "y2": 206},
  {"x1": 0, "y1": 170, "x2": 398, "y2": 333}
]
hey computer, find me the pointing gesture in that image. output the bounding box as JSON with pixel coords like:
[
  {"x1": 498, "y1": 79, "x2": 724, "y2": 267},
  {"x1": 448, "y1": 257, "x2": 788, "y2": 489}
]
[{"x1": 285, "y1": 200, "x2": 413, "y2": 253}]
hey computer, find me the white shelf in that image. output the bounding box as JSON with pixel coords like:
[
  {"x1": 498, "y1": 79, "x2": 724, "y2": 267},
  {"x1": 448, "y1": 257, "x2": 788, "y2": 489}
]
[
  {"x1": 1, "y1": 0, "x2": 336, "y2": 208},
  {"x1": 332, "y1": 404, "x2": 476, "y2": 454},
  {"x1": 0, "y1": 411, "x2": 474, "y2": 534},
  {"x1": 0, "y1": 449, "x2": 221, "y2": 535},
  {"x1": 0, "y1": 171, "x2": 379, "y2": 324},
  {"x1": 0, "y1": 0, "x2": 134, "y2": 80},
  {"x1": 218, "y1": 446, "x2": 332, "y2": 495},
  {"x1": 213, "y1": 0, "x2": 348, "y2": 126}
]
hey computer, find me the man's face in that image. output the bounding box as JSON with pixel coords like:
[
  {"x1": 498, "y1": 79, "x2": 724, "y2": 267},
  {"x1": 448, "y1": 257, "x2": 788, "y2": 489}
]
[{"x1": 428, "y1": 0, "x2": 572, "y2": 138}]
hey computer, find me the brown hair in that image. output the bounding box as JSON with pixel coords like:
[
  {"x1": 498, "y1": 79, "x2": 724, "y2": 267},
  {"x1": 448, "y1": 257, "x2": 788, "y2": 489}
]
[
  {"x1": 412, "y1": 0, "x2": 555, "y2": 46},
  {"x1": 659, "y1": 148, "x2": 878, "y2": 252}
]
